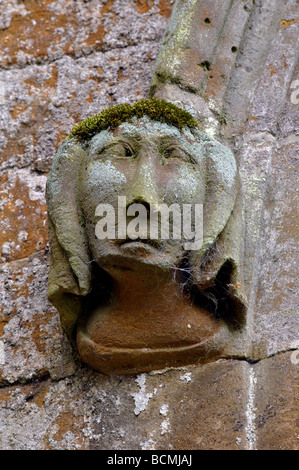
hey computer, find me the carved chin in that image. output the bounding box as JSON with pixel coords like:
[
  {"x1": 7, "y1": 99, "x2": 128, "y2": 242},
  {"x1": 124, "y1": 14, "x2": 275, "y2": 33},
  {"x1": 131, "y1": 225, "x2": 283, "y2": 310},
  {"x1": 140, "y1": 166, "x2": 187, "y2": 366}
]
[
  {"x1": 76, "y1": 329, "x2": 229, "y2": 376},
  {"x1": 75, "y1": 302, "x2": 229, "y2": 376}
]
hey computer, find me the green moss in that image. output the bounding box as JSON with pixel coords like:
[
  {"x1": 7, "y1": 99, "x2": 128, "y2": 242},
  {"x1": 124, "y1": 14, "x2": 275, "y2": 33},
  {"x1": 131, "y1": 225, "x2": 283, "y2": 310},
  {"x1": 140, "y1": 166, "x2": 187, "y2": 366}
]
[{"x1": 68, "y1": 98, "x2": 199, "y2": 142}]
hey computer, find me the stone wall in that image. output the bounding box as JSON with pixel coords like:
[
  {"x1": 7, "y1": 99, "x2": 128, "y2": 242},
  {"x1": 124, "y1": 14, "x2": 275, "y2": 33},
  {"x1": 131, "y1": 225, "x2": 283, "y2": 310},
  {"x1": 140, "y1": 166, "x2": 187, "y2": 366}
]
[{"x1": 0, "y1": 0, "x2": 298, "y2": 450}]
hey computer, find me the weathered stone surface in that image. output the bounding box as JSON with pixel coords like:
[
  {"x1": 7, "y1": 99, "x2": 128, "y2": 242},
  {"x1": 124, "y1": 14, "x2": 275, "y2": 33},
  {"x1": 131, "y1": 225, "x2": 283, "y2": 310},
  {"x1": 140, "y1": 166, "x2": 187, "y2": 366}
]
[
  {"x1": 0, "y1": 252, "x2": 76, "y2": 385},
  {"x1": 279, "y1": 58, "x2": 299, "y2": 138},
  {"x1": 245, "y1": 5, "x2": 299, "y2": 136},
  {"x1": 0, "y1": 0, "x2": 174, "y2": 387},
  {"x1": 1, "y1": 354, "x2": 296, "y2": 450},
  {"x1": 251, "y1": 138, "x2": 299, "y2": 358},
  {"x1": 225, "y1": 134, "x2": 275, "y2": 358},
  {"x1": 234, "y1": 133, "x2": 299, "y2": 359},
  {"x1": 254, "y1": 352, "x2": 299, "y2": 450},
  {"x1": 0, "y1": 0, "x2": 297, "y2": 451},
  {"x1": 150, "y1": 0, "x2": 299, "y2": 362},
  {"x1": 0, "y1": 49, "x2": 164, "y2": 173},
  {"x1": 0, "y1": 0, "x2": 172, "y2": 174},
  {"x1": 0, "y1": 360, "x2": 250, "y2": 450},
  {"x1": 0, "y1": 169, "x2": 48, "y2": 263},
  {"x1": 151, "y1": 0, "x2": 298, "y2": 137},
  {"x1": 86, "y1": 361, "x2": 250, "y2": 450},
  {"x1": 237, "y1": 133, "x2": 276, "y2": 296},
  {"x1": 0, "y1": 0, "x2": 172, "y2": 67},
  {"x1": 151, "y1": 0, "x2": 245, "y2": 96},
  {"x1": 0, "y1": 376, "x2": 87, "y2": 450}
]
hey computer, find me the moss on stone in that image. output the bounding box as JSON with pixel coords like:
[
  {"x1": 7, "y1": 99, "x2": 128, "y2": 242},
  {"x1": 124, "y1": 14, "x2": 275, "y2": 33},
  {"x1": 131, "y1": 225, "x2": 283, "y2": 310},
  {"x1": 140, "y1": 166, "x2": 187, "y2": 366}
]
[{"x1": 68, "y1": 98, "x2": 199, "y2": 142}]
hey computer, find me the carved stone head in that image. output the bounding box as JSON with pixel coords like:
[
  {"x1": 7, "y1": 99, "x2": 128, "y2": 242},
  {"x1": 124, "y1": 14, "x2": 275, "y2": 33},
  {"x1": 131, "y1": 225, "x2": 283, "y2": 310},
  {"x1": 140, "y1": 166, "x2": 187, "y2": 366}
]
[{"x1": 46, "y1": 99, "x2": 246, "y2": 375}]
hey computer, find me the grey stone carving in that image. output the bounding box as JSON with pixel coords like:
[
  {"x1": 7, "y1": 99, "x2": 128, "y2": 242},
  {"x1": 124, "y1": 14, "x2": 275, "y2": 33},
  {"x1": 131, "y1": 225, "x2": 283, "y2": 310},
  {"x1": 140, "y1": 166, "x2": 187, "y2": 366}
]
[{"x1": 46, "y1": 100, "x2": 246, "y2": 375}]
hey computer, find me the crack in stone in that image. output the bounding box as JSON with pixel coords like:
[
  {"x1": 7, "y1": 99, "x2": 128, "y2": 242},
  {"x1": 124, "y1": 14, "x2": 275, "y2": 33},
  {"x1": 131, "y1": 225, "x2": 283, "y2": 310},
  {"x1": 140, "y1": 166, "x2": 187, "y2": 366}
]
[
  {"x1": 221, "y1": 346, "x2": 299, "y2": 364},
  {"x1": 0, "y1": 348, "x2": 297, "y2": 391}
]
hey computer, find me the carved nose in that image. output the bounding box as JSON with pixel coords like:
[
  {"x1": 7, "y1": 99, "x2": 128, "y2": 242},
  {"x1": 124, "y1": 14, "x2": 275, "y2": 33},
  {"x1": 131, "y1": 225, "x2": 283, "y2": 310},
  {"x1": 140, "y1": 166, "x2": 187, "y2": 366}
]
[{"x1": 127, "y1": 159, "x2": 159, "y2": 207}]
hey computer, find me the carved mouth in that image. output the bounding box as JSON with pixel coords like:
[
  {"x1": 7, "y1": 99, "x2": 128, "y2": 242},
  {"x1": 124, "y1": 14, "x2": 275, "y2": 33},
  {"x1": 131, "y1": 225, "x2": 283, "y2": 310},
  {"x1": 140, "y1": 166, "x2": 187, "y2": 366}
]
[{"x1": 118, "y1": 238, "x2": 162, "y2": 249}]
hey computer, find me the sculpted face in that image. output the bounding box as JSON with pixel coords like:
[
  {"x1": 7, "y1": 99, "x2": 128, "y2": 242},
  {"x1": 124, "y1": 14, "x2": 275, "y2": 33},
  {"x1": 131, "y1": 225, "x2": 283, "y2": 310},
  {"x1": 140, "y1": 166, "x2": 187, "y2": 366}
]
[
  {"x1": 46, "y1": 103, "x2": 246, "y2": 375},
  {"x1": 80, "y1": 118, "x2": 206, "y2": 271}
]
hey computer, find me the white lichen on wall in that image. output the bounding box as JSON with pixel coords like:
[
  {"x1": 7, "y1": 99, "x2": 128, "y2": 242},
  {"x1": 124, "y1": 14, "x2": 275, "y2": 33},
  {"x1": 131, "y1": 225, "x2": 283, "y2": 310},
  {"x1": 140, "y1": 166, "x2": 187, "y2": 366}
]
[{"x1": 131, "y1": 374, "x2": 154, "y2": 416}]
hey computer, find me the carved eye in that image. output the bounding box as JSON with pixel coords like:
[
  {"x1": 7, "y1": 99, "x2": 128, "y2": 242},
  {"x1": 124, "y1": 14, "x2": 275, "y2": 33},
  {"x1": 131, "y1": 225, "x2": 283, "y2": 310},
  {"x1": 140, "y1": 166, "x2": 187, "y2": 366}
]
[
  {"x1": 124, "y1": 144, "x2": 134, "y2": 157},
  {"x1": 100, "y1": 142, "x2": 134, "y2": 158},
  {"x1": 112, "y1": 143, "x2": 134, "y2": 158},
  {"x1": 164, "y1": 145, "x2": 186, "y2": 159}
]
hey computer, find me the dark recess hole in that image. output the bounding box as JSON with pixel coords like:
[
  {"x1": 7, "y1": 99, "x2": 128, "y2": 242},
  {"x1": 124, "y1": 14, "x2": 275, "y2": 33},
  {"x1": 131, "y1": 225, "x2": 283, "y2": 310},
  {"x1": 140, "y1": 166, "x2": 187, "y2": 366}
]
[
  {"x1": 198, "y1": 61, "x2": 211, "y2": 71},
  {"x1": 204, "y1": 18, "x2": 211, "y2": 24},
  {"x1": 231, "y1": 46, "x2": 237, "y2": 53}
]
